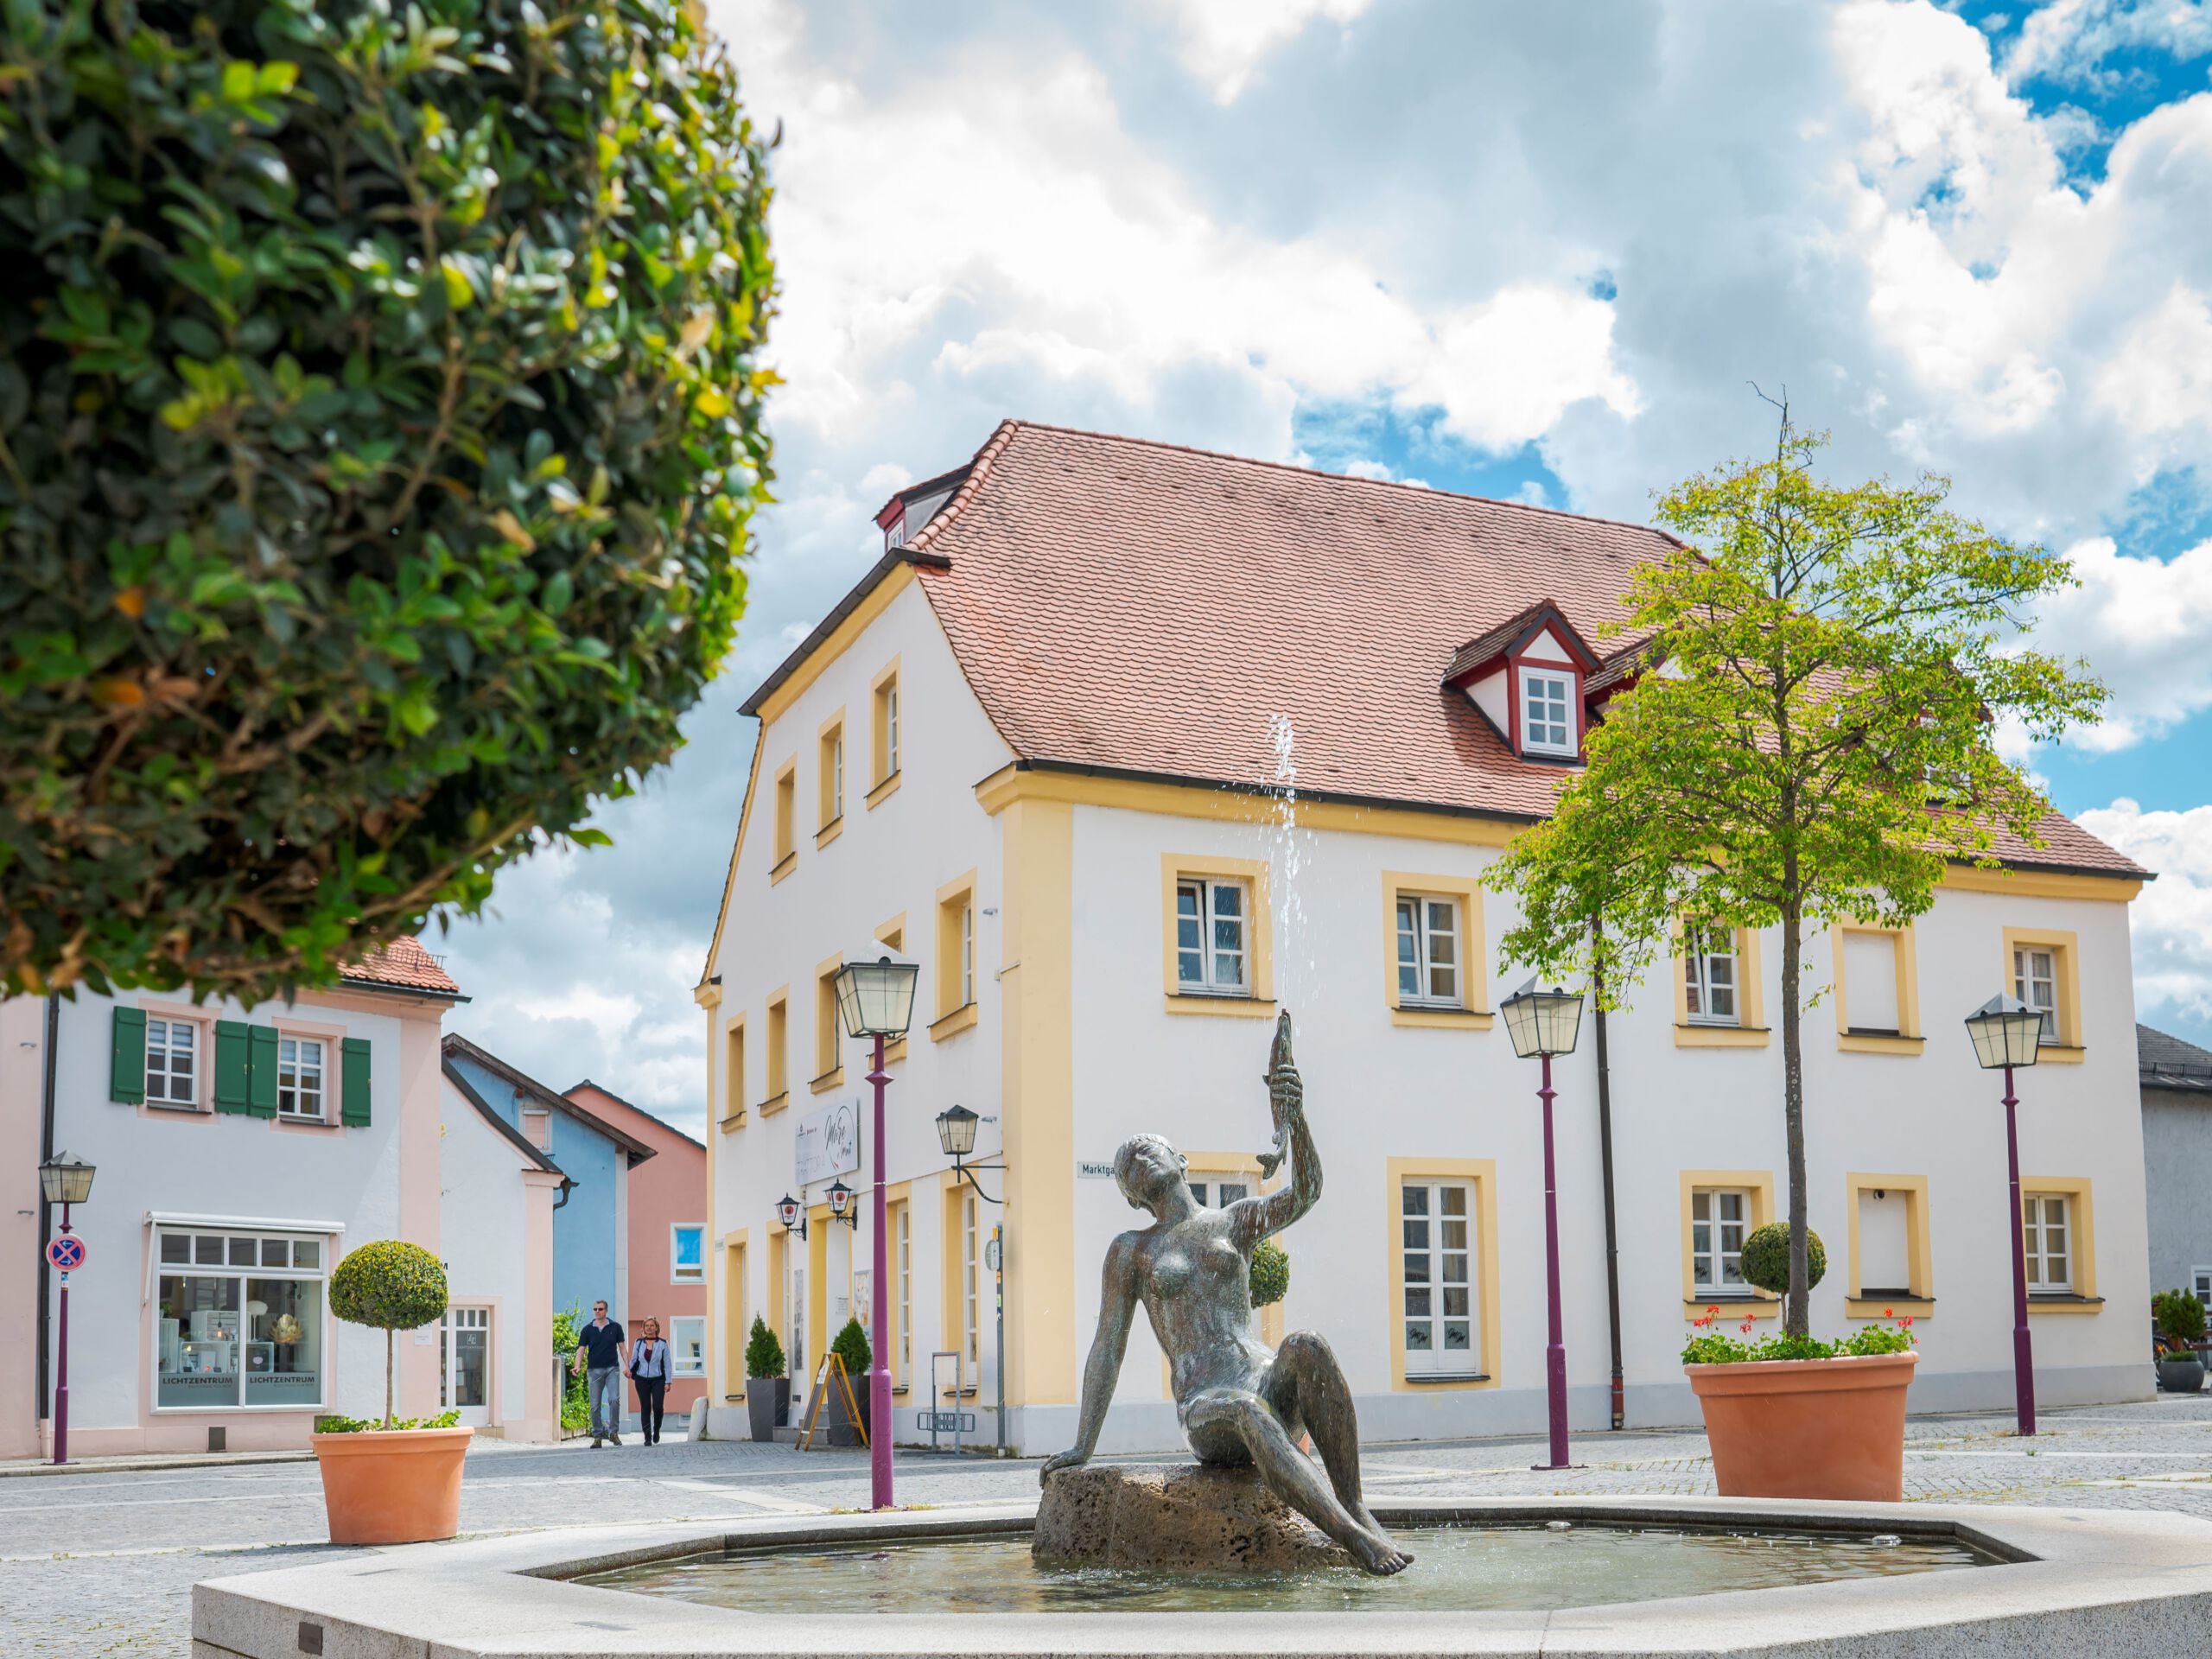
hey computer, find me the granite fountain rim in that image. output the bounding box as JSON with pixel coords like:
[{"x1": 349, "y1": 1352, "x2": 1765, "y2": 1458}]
[{"x1": 191, "y1": 1488, "x2": 2212, "y2": 1658}]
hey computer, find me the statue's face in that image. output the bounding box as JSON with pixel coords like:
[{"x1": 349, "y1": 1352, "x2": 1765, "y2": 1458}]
[{"x1": 1116, "y1": 1137, "x2": 1185, "y2": 1209}]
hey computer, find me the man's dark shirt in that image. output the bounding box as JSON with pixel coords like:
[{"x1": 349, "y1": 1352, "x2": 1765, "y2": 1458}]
[{"x1": 579, "y1": 1319, "x2": 626, "y2": 1370}]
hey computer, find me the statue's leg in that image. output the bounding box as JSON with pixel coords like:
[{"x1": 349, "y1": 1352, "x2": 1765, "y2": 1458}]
[
  {"x1": 1184, "y1": 1389, "x2": 1409, "y2": 1577},
  {"x1": 1265, "y1": 1331, "x2": 1380, "y2": 1534}
]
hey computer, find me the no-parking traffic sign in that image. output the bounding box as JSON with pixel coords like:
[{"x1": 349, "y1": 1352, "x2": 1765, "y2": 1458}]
[{"x1": 46, "y1": 1235, "x2": 86, "y2": 1273}]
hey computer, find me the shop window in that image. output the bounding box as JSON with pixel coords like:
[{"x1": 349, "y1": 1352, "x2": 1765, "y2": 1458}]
[
  {"x1": 155, "y1": 1229, "x2": 326, "y2": 1410},
  {"x1": 670, "y1": 1316, "x2": 707, "y2": 1377}
]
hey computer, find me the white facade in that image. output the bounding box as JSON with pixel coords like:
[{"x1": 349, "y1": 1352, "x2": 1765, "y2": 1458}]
[
  {"x1": 2, "y1": 972, "x2": 560, "y2": 1458},
  {"x1": 704, "y1": 574, "x2": 2152, "y2": 1455}
]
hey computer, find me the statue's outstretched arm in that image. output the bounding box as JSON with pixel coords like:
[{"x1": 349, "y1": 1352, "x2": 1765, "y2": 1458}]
[
  {"x1": 1238, "y1": 1071, "x2": 1319, "y2": 1246},
  {"x1": 1040, "y1": 1235, "x2": 1138, "y2": 1480}
]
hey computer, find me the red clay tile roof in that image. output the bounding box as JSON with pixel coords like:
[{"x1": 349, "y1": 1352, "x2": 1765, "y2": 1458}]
[
  {"x1": 909, "y1": 421, "x2": 2143, "y2": 880},
  {"x1": 342, "y1": 936, "x2": 462, "y2": 996},
  {"x1": 1443, "y1": 600, "x2": 1600, "y2": 685}
]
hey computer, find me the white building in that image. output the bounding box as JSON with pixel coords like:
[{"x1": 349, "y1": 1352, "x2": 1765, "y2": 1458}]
[
  {"x1": 697, "y1": 421, "x2": 2152, "y2": 1452},
  {"x1": 1, "y1": 941, "x2": 561, "y2": 1457}
]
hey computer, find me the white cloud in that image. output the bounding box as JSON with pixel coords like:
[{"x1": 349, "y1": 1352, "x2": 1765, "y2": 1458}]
[
  {"x1": 2036, "y1": 535, "x2": 2212, "y2": 750},
  {"x1": 2001, "y1": 0, "x2": 2212, "y2": 90},
  {"x1": 2075, "y1": 798, "x2": 2212, "y2": 1027},
  {"x1": 435, "y1": 0, "x2": 2212, "y2": 1125}
]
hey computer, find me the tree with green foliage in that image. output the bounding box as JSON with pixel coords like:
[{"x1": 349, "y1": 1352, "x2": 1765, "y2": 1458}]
[
  {"x1": 1491, "y1": 411, "x2": 2104, "y2": 1336},
  {"x1": 329, "y1": 1239, "x2": 448, "y2": 1428},
  {"x1": 1740, "y1": 1224, "x2": 1824, "y2": 1297},
  {"x1": 830, "y1": 1315, "x2": 869, "y2": 1381},
  {"x1": 0, "y1": 0, "x2": 775, "y2": 1003},
  {"x1": 743, "y1": 1313, "x2": 785, "y2": 1381}
]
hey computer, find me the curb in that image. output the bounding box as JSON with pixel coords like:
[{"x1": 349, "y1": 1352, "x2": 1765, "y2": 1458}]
[{"x1": 0, "y1": 1450, "x2": 316, "y2": 1479}]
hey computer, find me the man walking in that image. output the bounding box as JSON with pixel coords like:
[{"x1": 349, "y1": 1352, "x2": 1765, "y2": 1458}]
[{"x1": 572, "y1": 1299, "x2": 629, "y2": 1447}]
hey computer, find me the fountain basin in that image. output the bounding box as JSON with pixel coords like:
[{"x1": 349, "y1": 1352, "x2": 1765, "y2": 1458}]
[{"x1": 192, "y1": 1494, "x2": 2212, "y2": 1657}]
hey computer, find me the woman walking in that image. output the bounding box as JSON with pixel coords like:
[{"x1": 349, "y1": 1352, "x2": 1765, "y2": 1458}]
[{"x1": 628, "y1": 1317, "x2": 672, "y2": 1446}]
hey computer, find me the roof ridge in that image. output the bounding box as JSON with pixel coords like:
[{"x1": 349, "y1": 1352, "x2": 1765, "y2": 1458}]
[
  {"x1": 905, "y1": 418, "x2": 1022, "y2": 556},
  {"x1": 980, "y1": 417, "x2": 1683, "y2": 546}
]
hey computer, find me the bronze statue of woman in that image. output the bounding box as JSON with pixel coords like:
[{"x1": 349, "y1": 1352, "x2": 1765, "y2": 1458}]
[{"x1": 1040, "y1": 1014, "x2": 1411, "y2": 1575}]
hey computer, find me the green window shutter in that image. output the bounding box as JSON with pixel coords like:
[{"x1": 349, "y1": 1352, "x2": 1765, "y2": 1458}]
[
  {"x1": 247, "y1": 1026, "x2": 280, "y2": 1117},
  {"x1": 340, "y1": 1038, "x2": 372, "y2": 1128},
  {"x1": 110, "y1": 1007, "x2": 146, "y2": 1104},
  {"x1": 213, "y1": 1021, "x2": 251, "y2": 1113}
]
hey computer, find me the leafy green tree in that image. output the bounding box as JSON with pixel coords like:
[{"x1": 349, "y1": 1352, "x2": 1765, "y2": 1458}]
[
  {"x1": 0, "y1": 0, "x2": 774, "y2": 1002},
  {"x1": 830, "y1": 1315, "x2": 869, "y2": 1381},
  {"x1": 1491, "y1": 414, "x2": 2103, "y2": 1335},
  {"x1": 330, "y1": 1239, "x2": 448, "y2": 1428}
]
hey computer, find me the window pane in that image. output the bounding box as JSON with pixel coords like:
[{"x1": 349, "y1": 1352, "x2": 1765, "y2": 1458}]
[
  {"x1": 261, "y1": 1239, "x2": 288, "y2": 1267},
  {"x1": 1440, "y1": 1218, "x2": 1467, "y2": 1250},
  {"x1": 292, "y1": 1240, "x2": 320, "y2": 1269},
  {"x1": 1402, "y1": 1218, "x2": 1429, "y2": 1249},
  {"x1": 160, "y1": 1233, "x2": 190, "y2": 1264},
  {"x1": 1404, "y1": 1287, "x2": 1432, "y2": 1318},
  {"x1": 243, "y1": 1278, "x2": 322, "y2": 1407},
  {"x1": 228, "y1": 1237, "x2": 256, "y2": 1267},
  {"x1": 1405, "y1": 1321, "x2": 1432, "y2": 1351},
  {"x1": 1442, "y1": 1287, "x2": 1470, "y2": 1317},
  {"x1": 1442, "y1": 1252, "x2": 1468, "y2": 1283},
  {"x1": 1211, "y1": 882, "x2": 1243, "y2": 920},
  {"x1": 1692, "y1": 1192, "x2": 1710, "y2": 1223},
  {"x1": 1218, "y1": 1182, "x2": 1248, "y2": 1205},
  {"x1": 158, "y1": 1274, "x2": 244, "y2": 1408},
  {"x1": 194, "y1": 1236, "x2": 224, "y2": 1265},
  {"x1": 1403, "y1": 1186, "x2": 1430, "y2": 1217},
  {"x1": 1443, "y1": 1321, "x2": 1471, "y2": 1350},
  {"x1": 1440, "y1": 1187, "x2": 1466, "y2": 1217},
  {"x1": 1403, "y1": 1252, "x2": 1431, "y2": 1284}
]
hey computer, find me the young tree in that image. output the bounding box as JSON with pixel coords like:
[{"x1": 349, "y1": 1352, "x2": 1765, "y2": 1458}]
[
  {"x1": 1489, "y1": 415, "x2": 2104, "y2": 1335},
  {"x1": 0, "y1": 0, "x2": 775, "y2": 1003}
]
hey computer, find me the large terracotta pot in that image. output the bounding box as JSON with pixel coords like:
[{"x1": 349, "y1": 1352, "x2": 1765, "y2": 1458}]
[
  {"x1": 311, "y1": 1425, "x2": 473, "y2": 1544},
  {"x1": 1687, "y1": 1351, "x2": 1916, "y2": 1501}
]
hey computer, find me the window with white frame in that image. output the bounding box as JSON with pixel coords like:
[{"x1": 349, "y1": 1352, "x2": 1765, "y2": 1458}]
[
  {"x1": 671, "y1": 1224, "x2": 704, "y2": 1285},
  {"x1": 1518, "y1": 667, "x2": 1575, "y2": 756},
  {"x1": 2022, "y1": 1193, "x2": 2073, "y2": 1293},
  {"x1": 276, "y1": 1037, "x2": 325, "y2": 1118},
  {"x1": 962, "y1": 1193, "x2": 980, "y2": 1367},
  {"x1": 669, "y1": 1315, "x2": 707, "y2": 1376},
  {"x1": 1683, "y1": 925, "x2": 1739, "y2": 1026},
  {"x1": 2013, "y1": 947, "x2": 2058, "y2": 1041},
  {"x1": 2194, "y1": 1267, "x2": 2210, "y2": 1312},
  {"x1": 155, "y1": 1228, "x2": 326, "y2": 1409},
  {"x1": 1691, "y1": 1188, "x2": 1751, "y2": 1294},
  {"x1": 896, "y1": 1203, "x2": 912, "y2": 1375},
  {"x1": 1175, "y1": 877, "x2": 1249, "y2": 995},
  {"x1": 1395, "y1": 894, "x2": 1462, "y2": 1007},
  {"x1": 960, "y1": 899, "x2": 975, "y2": 1007},
  {"x1": 145, "y1": 1017, "x2": 199, "y2": 1107},
  {"x1": 1400, "y1": 1179, "x2": 1478, "y2": 1374}
]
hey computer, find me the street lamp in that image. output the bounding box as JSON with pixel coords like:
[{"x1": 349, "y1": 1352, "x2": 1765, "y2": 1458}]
[
  {"x1": 1965, "y1": 992, "x2": 2046, "y2": 1436},
  {"x1": 1501, "y1": 978, "x2": 1584, "y2": 1472},
  {"x1": 40, "y1": 1152, "x2": 95, "y2": 1465},
  {"x1": 833, "y1": 955, "x2": 919, "y2": 1511},
  {"x1": 826, "y1": 1178, "x2": 860, "y2": 1229},
  {"x1": 775, "y1": 1192, "x2": 807, "y2": 1239},
  {"x1": 935, "y1": 1105, "x2": 1010, "y2": 1456}
]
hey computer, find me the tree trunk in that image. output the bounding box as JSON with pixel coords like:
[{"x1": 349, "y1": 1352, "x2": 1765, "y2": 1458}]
[
  {"x1": 1781, "y1": 899, "x2": 1809, "y2": 1337},
  {"x1": 385, "y1": 1328, "x2": 395, "y2": 1429}
]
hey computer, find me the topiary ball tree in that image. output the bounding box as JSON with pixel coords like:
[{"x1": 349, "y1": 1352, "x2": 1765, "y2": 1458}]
[
  {"x1": 1249, "y1": 1238, "x2": 1290, "y2": 1309},
  {"x1": 743, "y1": 1313, "x2": 785, "y2": 1381},
  {"x1": 330, "y1": 1239, "x2": 449, "y2": 1428},
  {"x1": 0, "y1": 0, "x2": 775, "y2": 1004},
  {"x1": 1740, "y1": 1223, "x2": 1824, "y2": 1298}
]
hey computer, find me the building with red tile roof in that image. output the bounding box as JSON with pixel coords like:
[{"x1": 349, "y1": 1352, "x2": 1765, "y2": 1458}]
[{"x1": 699, "y1": 421, "x2": 2152, "y2": 1452}]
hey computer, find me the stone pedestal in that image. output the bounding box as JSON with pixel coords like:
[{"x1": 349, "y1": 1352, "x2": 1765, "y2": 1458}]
[{"x1": 1033, "y1": 1462, "x2": 1350, "y2": 1570}]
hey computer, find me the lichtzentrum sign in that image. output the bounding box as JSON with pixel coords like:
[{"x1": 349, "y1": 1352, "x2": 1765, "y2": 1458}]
[{"x1": 794, "y1": 1099, "x2": 861, "y2": 1186}]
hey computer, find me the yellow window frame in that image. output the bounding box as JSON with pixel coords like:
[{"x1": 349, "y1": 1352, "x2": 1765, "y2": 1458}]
[
  {"x1": 1678, "y1": 1168, "x2": 1780, "y2": 1316},
  {"x1": 1161, "y1": 853, "x2": 1274, "y2": 1017},
  {"x1": 1380, "y1": 872, "x2": 1493, "y2": 1030},
  {"x1": 1842, "y1": 1172, "x2": 1934, "y2": 1317},
  {"x1": 1832, "y1": 923, "x2": 1924, "y2": 1055}
]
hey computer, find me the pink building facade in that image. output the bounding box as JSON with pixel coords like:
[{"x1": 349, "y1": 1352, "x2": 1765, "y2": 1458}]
[{"x1": 564, "y1": 1082, "x2": 709, "y2": 1423}]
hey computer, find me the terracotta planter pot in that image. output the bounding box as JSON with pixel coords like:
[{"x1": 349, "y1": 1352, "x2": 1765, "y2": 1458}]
[
  {"x1": 311, "y1": 1425, "x2": 473, "y2": 1545},
  {"x1": 1687, "y1": 1351, "x2": 1916, "y2": 1502}
]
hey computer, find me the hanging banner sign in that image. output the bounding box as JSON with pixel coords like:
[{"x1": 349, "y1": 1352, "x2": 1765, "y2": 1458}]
[{"x1": 794, "y1": 1099, "x2": 862, "y2": 1187}]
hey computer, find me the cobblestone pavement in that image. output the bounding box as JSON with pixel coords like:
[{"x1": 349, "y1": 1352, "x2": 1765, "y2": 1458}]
[{"x1": 24, "y1": 1395, "x2": 2210, "y2": 1656}]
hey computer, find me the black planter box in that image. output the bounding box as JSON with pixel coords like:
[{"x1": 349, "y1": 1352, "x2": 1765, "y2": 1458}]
[
  {"x1": 2159, "y1": 1357, "x2": 2205, "y2": 1394},
  {"x1": 747, "y1": 1376, "x2": 790, "y2": 1441}
]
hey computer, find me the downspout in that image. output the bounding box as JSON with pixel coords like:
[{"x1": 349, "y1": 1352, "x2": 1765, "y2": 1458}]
[
  {"x1": 35, "y1": 995, "x2": 60, "y2": 1423},
  {"x1": 1592, "y1": 925, "x2": 1625, "y2": 1432}
]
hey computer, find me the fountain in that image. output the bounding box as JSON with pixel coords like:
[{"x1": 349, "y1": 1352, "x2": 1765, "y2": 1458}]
[{"x1": 194, "y1": 1020, "x2": 2212, "y2": 1654}]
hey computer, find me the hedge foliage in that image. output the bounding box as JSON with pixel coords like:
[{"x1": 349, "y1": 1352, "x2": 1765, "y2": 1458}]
[
  {"x1": 330, "y1": 1237, "x2": 448, "y2": 1332},
  {"x1": 0, "y1": 0, "x2": 775, "y2": 1003}
]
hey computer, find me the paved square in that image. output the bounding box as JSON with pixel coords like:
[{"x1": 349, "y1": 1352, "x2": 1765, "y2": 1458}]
[{"x1": 19, "y1": 1395, "x2": 2209, "y2": 1656}]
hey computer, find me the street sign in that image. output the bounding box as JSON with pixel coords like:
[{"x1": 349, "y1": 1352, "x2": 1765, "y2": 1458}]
[
  {"x1": 917, "y1": 1409, "x2": 975, "y2": 1433},
  {"x1": 46, "y1": 1235, "x2": 86, "y2": 1272}
]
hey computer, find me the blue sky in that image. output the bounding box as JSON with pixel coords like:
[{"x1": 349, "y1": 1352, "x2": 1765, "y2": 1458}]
[{"x1": 435, "y1": 0, "x2": 2212, "y2": 1129}]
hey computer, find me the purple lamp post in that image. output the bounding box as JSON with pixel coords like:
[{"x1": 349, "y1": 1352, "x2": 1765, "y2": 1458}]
[
  {"x1": 833, "y1": 954, "x2": 919, "y2": 1511},
  {"x1": 1965, "y1": 992, "x2": 2047, "y2": 1437},
  {"x1": 1502, "y1": 978, "x2": 1585, "y2": 1472},
  {"x1": 41, "y1": 1152, "x2": 96, "y2": 1466}
]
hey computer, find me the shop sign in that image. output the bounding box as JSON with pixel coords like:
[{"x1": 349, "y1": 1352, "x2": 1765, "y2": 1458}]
[{"x1": 794, "y1": 1099, "x2": 861, "y2": 1186}]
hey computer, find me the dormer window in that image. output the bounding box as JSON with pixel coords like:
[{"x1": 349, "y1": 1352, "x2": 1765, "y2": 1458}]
[
  {"x1": 1442, "y1": 599, "x2": 1601, "y2": 764},
  {"x1": 1518, "y1": 667, "x2": 1575, "y2": 757}
]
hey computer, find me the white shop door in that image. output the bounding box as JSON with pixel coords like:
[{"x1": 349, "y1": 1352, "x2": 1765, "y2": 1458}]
[{"x1": 441, "y1": 1306, "x2": 492, "y2": 1427}]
